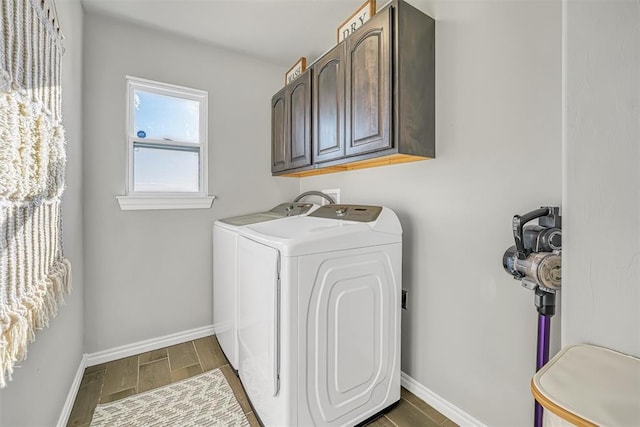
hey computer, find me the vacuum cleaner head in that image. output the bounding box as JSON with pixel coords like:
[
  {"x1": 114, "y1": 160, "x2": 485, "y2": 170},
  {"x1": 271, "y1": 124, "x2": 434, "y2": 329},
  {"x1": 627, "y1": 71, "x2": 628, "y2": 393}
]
[
  {"x1": 503, "y1": 246, "x2": 561, "y2": 290},
  {"x1": 502, "y1": 206, "x2": 562, "y2": 291}
]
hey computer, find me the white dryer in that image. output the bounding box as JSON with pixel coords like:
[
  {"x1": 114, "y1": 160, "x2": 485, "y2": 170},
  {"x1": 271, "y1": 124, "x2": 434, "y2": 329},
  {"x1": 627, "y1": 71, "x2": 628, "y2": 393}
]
[
  {"x1": 236, "y1": 205, "x2": 402, "y2": 427},
  {"x1": 213, "y1": 202, "x2": 315, "y2": 369}
]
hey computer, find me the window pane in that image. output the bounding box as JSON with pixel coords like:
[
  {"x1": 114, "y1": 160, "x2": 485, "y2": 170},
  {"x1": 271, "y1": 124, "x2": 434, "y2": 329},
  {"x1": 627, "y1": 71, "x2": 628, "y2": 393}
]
[
  {"x1": 134, "y1": 90, "x2": 200, "y2": 143},
  {"x1": 133, "y1": 144, "x2": 199, "y2": 192}
]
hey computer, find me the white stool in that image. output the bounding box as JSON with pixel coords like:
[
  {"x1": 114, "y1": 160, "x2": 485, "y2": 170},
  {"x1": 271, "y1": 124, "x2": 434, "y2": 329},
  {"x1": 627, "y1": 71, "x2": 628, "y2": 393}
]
[{"x1": 532, "y1": 344, "x2": 640, "y2": 426}]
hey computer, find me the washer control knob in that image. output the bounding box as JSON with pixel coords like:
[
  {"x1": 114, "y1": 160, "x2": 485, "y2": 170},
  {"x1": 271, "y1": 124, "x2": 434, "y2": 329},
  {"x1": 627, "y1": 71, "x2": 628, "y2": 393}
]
[{"x1": 335, "y1": 207, "x2": 347, "y2": 216}]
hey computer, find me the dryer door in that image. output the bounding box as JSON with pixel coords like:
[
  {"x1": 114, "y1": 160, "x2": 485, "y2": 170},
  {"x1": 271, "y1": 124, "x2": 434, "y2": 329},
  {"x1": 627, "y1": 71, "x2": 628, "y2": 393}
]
[
  {"x1": 237, "y1": 236, "x2": 281, "y2": 403},
  {"x1": 298, "y1": 245, "x2": 401, "y2": 426}
]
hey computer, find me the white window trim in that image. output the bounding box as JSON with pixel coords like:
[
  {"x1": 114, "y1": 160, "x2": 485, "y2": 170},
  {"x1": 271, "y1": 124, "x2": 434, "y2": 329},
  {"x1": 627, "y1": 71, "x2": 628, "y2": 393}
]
[
  {"x1": 116, "y1": 195, "x2": 215, "y2": 211},
  {"x1": 117, "y1": 76, "x2": 215, "y2": 211}
]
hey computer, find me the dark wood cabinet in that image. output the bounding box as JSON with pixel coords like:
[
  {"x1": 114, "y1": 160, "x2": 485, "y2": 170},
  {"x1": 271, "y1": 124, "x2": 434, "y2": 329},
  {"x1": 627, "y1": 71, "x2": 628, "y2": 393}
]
[
  {"x1": 273, "y1": 0, "x2": 435, "y2": 177},
  {"x1": 271, "y1": 89, "x2": 287, "y2": 172},
  {"x1": 345, "y1": 9, "x2": 391, "y2": 157},
  {"x1": 313, "y1": 44, "x2": 346, "y2": 163},
  {"x1": 271, "y1": 70, "x2": 312, "y2": 173}
]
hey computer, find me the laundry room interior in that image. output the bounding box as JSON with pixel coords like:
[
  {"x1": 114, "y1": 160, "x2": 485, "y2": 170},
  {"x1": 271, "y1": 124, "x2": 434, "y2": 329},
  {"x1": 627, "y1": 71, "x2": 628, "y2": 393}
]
[{"x1": 0, "y1": 0, "x2": 638, "y2": 426}]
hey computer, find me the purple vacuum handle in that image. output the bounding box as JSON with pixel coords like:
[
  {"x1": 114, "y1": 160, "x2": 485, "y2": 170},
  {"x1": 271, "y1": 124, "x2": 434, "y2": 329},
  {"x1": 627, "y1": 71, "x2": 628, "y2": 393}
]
[{"x1": 534, "y1": 314, "x2": 552, "y2": 427}]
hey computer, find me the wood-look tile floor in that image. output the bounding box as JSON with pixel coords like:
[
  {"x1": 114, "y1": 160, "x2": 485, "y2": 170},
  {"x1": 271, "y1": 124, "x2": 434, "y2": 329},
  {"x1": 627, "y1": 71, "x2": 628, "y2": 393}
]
[{"x1": 67, "y1": 335, "x2": 457, "y2": 427}]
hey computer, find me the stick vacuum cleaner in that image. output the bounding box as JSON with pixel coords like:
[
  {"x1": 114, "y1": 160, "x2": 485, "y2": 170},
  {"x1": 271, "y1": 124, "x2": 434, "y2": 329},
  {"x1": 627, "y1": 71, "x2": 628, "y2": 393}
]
[{"x1": 502, "y1": 207, "x2": 561, "y2": 427}]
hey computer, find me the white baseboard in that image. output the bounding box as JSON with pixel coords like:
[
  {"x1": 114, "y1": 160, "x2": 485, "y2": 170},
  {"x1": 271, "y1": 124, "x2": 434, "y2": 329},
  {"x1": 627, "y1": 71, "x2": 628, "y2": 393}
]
[
  {"x1": 57, "y1": 354, "x2": 87, "y2": 427},
  {"x1": 401, "y1": 371, "x2": 487, "y2": 427},
  {"x1": 86, "y1": 324, "x2": 215, "y2": 366}
]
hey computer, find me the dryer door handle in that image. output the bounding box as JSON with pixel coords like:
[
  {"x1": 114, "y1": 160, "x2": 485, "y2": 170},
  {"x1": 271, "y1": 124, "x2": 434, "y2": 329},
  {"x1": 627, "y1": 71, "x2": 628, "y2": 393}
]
[{"x1": 273, "y1": 251, "x2": 281, "y2": 396}]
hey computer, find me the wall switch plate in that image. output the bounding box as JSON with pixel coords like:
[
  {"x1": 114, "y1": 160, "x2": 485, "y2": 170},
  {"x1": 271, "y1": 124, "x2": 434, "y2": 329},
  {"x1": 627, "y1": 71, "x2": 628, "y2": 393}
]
[
  {"x1": 402, "y1": 289, "x2": 408, "y2": 310},
  {"x1": 321, "y1": 188, "x2": 341, "y2": 205}
]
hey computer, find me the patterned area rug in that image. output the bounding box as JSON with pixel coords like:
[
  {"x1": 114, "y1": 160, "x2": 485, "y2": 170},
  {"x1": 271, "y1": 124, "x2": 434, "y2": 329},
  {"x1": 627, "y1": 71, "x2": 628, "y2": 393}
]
[{"x1": 90, "y1": 369, "x2": 250, "y2": 427}]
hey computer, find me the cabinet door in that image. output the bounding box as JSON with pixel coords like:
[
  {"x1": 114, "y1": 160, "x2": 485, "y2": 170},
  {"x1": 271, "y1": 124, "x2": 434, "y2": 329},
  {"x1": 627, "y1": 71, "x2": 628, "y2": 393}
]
[
  {"x1": 287, "y1": 71, "x2": 312, "y2": 169},
  {"x1": 345, "y1": 8, "x2": 391, "y2": 157},
  {"x1": 271, "y1": 88, "x2": 287, "y2": 173},
  {"x1": 313, "y1": 45, "x2": 345, "y2": 163}
]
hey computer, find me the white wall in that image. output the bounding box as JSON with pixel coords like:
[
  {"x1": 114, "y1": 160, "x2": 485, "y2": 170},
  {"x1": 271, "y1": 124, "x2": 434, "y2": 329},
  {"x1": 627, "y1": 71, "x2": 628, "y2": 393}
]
[
  {"x1": 300, "y1": 1, "x2": 561, "y2": 425},
  {"x1": 82, "y1": 13, "x2": 299, "y2": 353},
  {"x1": 562, "y1": 1, "x2": 640, "y2": 356},
  {"x1": 0, "y1": 0, "x2": 85, "y2": 425}
]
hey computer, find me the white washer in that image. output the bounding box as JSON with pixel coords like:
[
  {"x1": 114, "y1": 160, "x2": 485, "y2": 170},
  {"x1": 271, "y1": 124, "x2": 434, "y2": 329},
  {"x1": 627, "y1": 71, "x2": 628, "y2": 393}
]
[
  {"x1": 237, "y1": 205, "x2": 402, "y2": 427},
  {"x1": 213, "y1": 202, "x2": 316, "y2": 369}
]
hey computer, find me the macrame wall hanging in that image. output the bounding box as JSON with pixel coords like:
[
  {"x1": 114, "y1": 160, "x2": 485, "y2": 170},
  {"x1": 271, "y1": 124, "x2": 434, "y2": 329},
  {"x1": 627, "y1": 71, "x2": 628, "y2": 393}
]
[{"x1": 0, "y1": 0, "x2": 71, "y2": 388}]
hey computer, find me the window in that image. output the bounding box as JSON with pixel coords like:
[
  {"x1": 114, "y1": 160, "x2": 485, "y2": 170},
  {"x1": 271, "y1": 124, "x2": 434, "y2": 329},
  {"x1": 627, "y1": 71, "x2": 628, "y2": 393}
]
[{"x1": 117, "y1": 76, "x2": 214, "y2": 210}]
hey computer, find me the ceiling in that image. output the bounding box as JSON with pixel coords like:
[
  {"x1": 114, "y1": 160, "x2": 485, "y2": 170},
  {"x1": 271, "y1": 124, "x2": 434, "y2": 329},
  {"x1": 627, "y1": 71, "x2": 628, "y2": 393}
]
[{"x1": 81, "y1": 0, "x2": 370, "y2": 66}]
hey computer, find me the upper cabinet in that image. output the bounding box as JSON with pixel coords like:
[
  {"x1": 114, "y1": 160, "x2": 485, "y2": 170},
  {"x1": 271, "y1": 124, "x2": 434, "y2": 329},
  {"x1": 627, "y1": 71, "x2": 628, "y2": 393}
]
[
  {"x1": 313, "y1": 44, "x2": 346, "y2": 164},
  {"x1": 271, "y1": 89, "x2": 287, "y2": 172},
  {"x1": 272, "y1": 0, "x2": 435, "y2": 177},
  {"x1": 271, "y1": 70, "x2": 312, "y2": 173},
  {"x1": 345, "y1": 9, "x2": 391, "y2": 157}
]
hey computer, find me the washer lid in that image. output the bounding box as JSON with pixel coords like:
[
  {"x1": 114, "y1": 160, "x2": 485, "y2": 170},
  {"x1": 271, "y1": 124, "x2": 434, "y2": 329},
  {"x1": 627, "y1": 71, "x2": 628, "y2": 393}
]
[
  {"x1": 218, "y1": 212, "x2": 282, "y2": 227},
  {"x1": 239, "y1": 206, "x2": 402, "y2": 256},
  {"x1": 532, "y1": 344, "x2": 640, "y2": 426},
  {"x1": 216, "y1": 203, "x2": 316, "y2": 227}
]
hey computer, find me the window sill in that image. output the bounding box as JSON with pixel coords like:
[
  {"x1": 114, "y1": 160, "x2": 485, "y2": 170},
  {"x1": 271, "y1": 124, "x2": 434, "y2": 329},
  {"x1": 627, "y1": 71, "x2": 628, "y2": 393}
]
[{"x1": 116, "y1": 195, "x2": 215, "y2": 211}]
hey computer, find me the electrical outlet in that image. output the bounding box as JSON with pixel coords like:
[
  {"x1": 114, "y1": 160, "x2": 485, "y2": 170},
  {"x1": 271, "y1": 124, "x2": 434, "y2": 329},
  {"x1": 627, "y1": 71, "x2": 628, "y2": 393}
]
[
  {"x1": 402, "y1": 289, "x2": 408, "y2": 310},
  {"x1": 321, "y1": 188, "x2": 340, "y2": 205}
]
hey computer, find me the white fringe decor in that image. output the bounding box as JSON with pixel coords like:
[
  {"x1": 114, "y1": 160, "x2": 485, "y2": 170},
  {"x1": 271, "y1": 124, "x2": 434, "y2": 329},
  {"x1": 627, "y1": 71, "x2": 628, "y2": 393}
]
[{"x1": 0, "y1": 0, "x2": 71, "y2": 388}]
